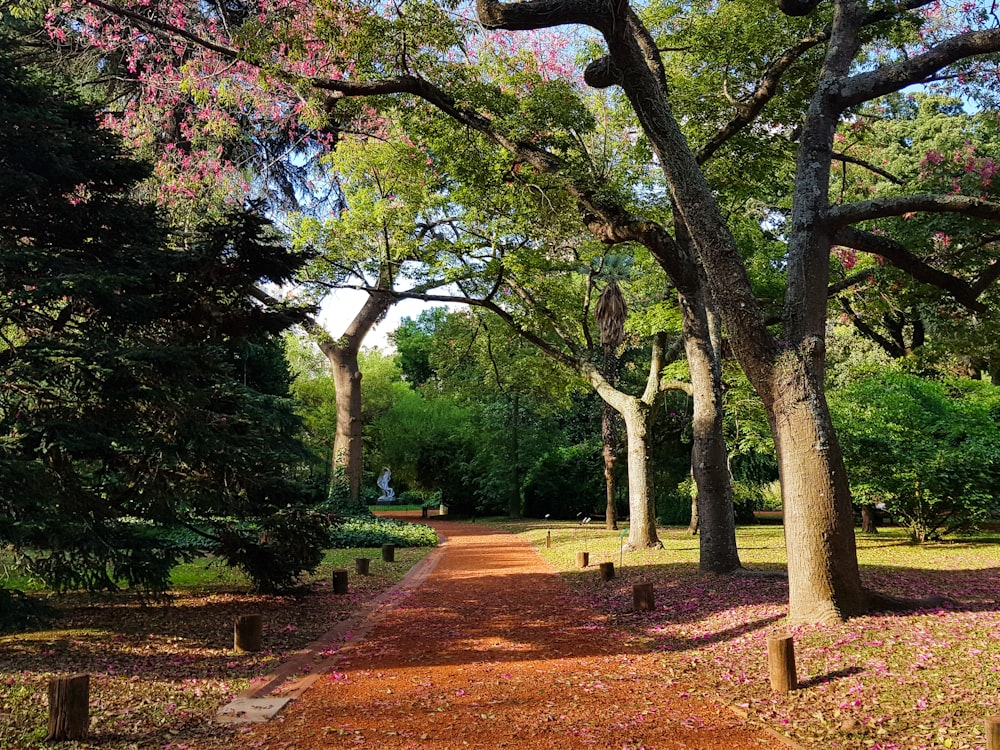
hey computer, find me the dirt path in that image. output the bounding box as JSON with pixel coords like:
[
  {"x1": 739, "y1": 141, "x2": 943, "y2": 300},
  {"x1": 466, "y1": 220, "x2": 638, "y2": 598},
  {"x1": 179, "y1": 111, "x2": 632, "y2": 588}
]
[{"x1": 233, "y1": 519, "x2": 772, "y2": 749}]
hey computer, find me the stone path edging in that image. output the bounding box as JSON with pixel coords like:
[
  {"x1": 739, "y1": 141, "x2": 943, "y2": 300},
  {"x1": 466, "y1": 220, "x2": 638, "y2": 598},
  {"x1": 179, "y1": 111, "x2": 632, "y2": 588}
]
[{"x1": 215, "y1": 533, "x2": 448, "y2": 724}]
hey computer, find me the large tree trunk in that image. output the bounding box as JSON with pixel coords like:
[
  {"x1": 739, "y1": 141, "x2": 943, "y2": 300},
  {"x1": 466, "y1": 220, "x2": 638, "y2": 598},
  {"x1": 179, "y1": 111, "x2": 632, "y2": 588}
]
[
  {"x1": 681, "y1": 287, "x2": 741, "y2": 573},
  {"x1": 318, "y1": 293, "x2": 393, "y2": 505},
  {"x1": 767, "y1": 352, "x2": 868, "y2": 624},
  {"x1": 860, "y1": 504, "x2": 878, "y2": 533},
  {"x1": 621, "y1": 400, "x2": 660, "y2": 549},
  {"x1": 324, "y1": 342, "x2": 365, "y2": 504}
]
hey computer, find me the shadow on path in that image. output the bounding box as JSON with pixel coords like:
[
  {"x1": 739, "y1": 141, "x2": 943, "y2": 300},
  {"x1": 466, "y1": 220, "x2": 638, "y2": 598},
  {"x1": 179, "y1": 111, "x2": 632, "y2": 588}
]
[{"x1": 229, "y1": 519, "x2": 775, "y2": 750}]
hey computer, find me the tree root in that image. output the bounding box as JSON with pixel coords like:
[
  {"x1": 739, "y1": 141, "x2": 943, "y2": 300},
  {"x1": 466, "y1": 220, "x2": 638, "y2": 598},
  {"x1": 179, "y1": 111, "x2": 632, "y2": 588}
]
[
  {"x1": 731, "y1": 567, "x2": 788, "y2": 579},
  {"x1": 622, "y1": 541, "x2": 664, "y2": 552},
  {"x1": 865, "y1": 589, "x2": 957, "y2": 613}
]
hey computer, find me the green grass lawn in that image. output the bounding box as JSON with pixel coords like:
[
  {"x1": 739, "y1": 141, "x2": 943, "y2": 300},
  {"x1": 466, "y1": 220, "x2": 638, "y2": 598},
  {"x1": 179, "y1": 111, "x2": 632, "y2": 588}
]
[{"x1": 487, "y1": 519, "x2": 1000, "y2": 750}]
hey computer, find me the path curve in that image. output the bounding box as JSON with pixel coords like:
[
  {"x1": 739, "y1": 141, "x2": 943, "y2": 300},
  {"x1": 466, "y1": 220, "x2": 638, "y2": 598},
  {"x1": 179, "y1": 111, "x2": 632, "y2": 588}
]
[{"x1": 235, "y1": 519, "x2": 772, "y2": 749}]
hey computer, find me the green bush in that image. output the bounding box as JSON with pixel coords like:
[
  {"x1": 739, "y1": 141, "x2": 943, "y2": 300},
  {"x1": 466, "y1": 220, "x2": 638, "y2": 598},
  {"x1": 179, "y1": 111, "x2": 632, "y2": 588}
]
[
  {"x1": 731, "y1": 481, "x2": 761, "y2": 523},
  {"x1": 831, "y1": 372, "x2": 1000, "y2": 541},
  {"x1": 759, "y1": 480, "x2": 783, "y2": 512},
  {"x1": 396, "y1": 489, "x2": 442, "y2": 508},
  {"x1": 16, "y1": 523, "x2": 189, "y2": 596},
  {"x1": 656, "y1": 487, "x2": 692, "y2": 526},
  {"x1": 213, "y1": 507, "x2": 329, "y2": 593},
  {"x1": 523, "y1": 442, "x2": 603, "y2": 519},
  {"x1": 328, "y1": 516, "x2": 438, "y2": 548}
]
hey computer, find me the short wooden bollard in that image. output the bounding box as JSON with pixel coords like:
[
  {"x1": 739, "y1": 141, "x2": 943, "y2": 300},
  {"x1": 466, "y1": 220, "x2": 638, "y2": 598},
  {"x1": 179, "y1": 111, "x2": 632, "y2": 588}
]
[
  {"x1": 986, "y1": 716, "x2": 1000, "y2": 750},
  {"x1": 599, "y1": 561, "x2": 615, "y2": 581},
  {"x1": 546, "y1": 531, "x2": 551, "y2": 548},
  {"x1": 355, "y1": 557, "x2": 370, "y2": 575},
  {"x1": 767, "y1": 633, "x2": 797, "y2": 693},
  {"x1": 633, "y1": 582, "x2": 655, "y2": 611},
  {"x1": 46, "y1": 673, "x2": 89, "y2": 741},
  {"x1": 234, "y1": 614, "x2": 263, "y2": 653},
  {"x1": 382, "y1": 543, "x2": 395, "y2": 562},
  {"x1": 576, "y1": 551, "x2": 589, "y2": 568},
  {"x1": 332, "y1": 569, "x2": 349, "y2": 595}
]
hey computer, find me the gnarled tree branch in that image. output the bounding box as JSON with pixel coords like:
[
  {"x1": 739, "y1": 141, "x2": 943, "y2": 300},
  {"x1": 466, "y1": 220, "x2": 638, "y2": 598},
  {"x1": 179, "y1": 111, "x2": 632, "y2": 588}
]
[
  {"x1": 837, "y1": 28, "x2": 1000, "y2": 109},
  {"x1": 826, "y1": 194, "x2": 1000, "y2": 226}
]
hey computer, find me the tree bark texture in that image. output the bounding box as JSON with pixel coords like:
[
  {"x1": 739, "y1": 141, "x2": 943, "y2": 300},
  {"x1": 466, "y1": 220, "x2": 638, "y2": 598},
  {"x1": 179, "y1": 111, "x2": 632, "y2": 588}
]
[
  {"x1": 326, "y1": 343, "x2": 364, "y2": 504},
  {"x1": 621, "y1": 400, "x2": 660, "y2": 549},
  {"x1": 680, "y1": 286, "x2": 741, "y2": 573},
  {"x1": 579, "y1": 344, "x2": 663, "y2": 549},
  {"x1": 473, "y1": 0, "x2": 991, "y2": 621},
  {"x1": 569, "y1": 0, "x2": 863, "y2": 621},
  {"x1": 46, "y1": 674, "x2": 89, "y2": 742},
  {"x1": 860, "y1": 504, "x2": 878, "y2": 533},
  {"x1": 767, "y1": 352, "x2": 867, "y2": 624},
  {"x1": 601, "y1": 401, "x2": 619, "y2": 530},
  {"x1": 319, "y1": 293, "x2": 394, "y2": 505}
]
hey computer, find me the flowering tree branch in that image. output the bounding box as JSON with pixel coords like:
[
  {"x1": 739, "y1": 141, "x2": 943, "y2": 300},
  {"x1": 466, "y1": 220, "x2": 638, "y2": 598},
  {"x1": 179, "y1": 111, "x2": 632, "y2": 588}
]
[{"x1": 832, "y1": 226, "x2": 986, "y2": 311}]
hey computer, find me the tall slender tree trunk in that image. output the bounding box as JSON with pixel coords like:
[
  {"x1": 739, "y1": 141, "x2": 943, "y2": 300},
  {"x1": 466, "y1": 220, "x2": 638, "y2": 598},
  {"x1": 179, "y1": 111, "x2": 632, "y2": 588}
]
[
  {"x1": 621, "y1": 400, "x2": 660, "y2": 549},
  {"x1": 602, "y1": 402, "x2": 618, "y2": 530},
  {"x1": 508, "y1": 392, "x2": 521, "y2": 518},
  {"x1": 681, "y1": 287, "x2": 741, "y2": 573},
  {"x1": 324, "y1": 343, "x2": 365, "y2": 504},
  {"x1": 318, "y1": 293, "x2": 393, "y2": 505}
]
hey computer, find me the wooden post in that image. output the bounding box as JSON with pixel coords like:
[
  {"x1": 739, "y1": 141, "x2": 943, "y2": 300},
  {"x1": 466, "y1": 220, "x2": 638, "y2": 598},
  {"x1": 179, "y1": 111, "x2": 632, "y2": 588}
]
[
  {"x1": 332, "y1": 569, "x2": 349, "y2": 595},
  {"x1": 576, "y1": 551, "x2": 589, "y2": 568},
  {"x1": 546, "y1": 530, "x2": 551, "y2": 548},
  {"x1": 633, "y1": 583, "x2": 655, "y2": 611},
  {"x1": 355, "y1": 557, "x2": 370, "y2": 575},
  {"x1": 599, "y1": 561, "x2": 615, "y2": 581},
  {"x1": 986, "y1": 716, "x2": 1000, "y2": 750},
  {"x1": 767, "y1": 633, "x2": 797, "y2": 693},
  {"x1": 234, "y1": 614, "x2": 263, "y2": 653},
  {"x1": 46, "y1": 674, "x2": 89, "y2": 741},
  {"x1": 382, "y1": 543, "x2": 395, "y2": 562}
]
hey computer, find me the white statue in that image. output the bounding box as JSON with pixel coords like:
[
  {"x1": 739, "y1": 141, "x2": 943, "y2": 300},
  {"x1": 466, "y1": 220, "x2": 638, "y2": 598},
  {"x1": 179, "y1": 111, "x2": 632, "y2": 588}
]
[{"x1": 376, "y1": 466, "x2": 395, "y2": 504}]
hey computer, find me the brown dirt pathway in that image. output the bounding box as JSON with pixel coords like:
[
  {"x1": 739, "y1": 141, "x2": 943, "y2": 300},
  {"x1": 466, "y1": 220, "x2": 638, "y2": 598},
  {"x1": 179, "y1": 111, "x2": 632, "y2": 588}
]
[{"x1": 233, "y1": 519, "x2": 773, "y2": 750}]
